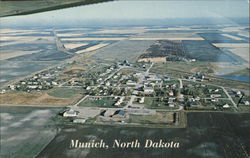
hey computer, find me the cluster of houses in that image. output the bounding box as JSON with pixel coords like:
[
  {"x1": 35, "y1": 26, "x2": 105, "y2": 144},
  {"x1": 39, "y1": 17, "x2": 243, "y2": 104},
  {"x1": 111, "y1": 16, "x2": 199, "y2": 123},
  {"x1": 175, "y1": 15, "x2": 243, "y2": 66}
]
[{"x1": 7, "y1": 66, "x2": 63, "y2": 92}]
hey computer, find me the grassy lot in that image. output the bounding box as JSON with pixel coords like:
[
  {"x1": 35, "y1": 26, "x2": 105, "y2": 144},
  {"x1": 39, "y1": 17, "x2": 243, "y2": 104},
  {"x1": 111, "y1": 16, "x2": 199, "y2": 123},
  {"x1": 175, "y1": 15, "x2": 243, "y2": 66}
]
[
  {"x1": 48, "y1": 87, "x2": 84, "y2": 98},
  {"x1": 78, "y1": 97, "x2": 125, "y2": 108},
  {"x1": 127, "y1": 112, "x2": 174, "y2": 124},
  {"x1": 143, "y1": 97, "x2": 179, "y2": 110}
]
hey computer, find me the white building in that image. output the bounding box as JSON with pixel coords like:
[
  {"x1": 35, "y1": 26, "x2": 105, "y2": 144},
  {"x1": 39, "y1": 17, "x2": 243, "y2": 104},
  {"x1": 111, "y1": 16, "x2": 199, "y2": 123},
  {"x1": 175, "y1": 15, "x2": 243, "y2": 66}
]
[
  {"x1": 63, "y1": 109, "x2": 78, "y2": 117},
  {"x1": 9, "y1": 85, "x2": 15, "y2": 90},
  {"x1": 73, "y1": 119, "x2": 86, "y2": 123},
  {"x1": 139, "y1": 97, "x2": 145, "y2": 103},
  {"x1": 0, "y1": 89, "x2": 6, "y2": 94},
  {"x1": 126, "y1": 80, "x2": 136, "y2": 86},
  {"x1": 223, "y1": 104, "x2": 230, "y2": 108},
  {"x1": 143, "y1": 87, "x2": 154, "y2": 94},
  {"x1": 169, "y1": 104, "x2": 175, "y2": 107},
  {"x1": 115, "y1": 97, "x2": 125, "y2": 106},
  {"x1": 243, "y1": 101, "x2": 249, "y2": 105},
  {"x1": 27, "y1": 85, "x2": 38, "y2": 89},
  {"x1": 211, "y1": 94, "x2": 221, "y2": 98}
]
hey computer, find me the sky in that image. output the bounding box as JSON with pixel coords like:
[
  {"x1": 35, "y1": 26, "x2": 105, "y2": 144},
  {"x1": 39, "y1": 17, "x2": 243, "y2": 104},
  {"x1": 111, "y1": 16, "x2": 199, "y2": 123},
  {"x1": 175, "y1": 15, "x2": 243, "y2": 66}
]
[{"x1": 1, "y1": 0, "x2": 249, "y2": 27}]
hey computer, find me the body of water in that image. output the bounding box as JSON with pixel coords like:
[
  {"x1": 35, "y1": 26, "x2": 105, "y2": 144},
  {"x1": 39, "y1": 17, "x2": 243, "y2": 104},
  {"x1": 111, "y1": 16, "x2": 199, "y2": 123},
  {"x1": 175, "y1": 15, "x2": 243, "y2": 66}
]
[{"x1": 214, "y1": 75, "x2": 250, "y2": 82}]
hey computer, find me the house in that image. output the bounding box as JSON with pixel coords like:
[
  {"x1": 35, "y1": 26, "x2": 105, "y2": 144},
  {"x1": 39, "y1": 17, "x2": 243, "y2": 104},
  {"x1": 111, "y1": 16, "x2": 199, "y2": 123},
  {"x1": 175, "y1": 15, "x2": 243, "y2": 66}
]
[
  {"x1": 52, "y1": 81, "x2": 58, "y2": 85},
  {"x1": 147, "y1": 75, "x2": 161, "y2": 81},
  {"x1": 139, "y1": 97, "x2": 145, "y2": 103},
  {"x1": 27, "y1": 85, "x2": 38, "y2": 89},
  {"x1": 188, "y1": 76, "x2": 196, "y2": 82},
  {"x1": 126, "y1": 80, "x2": 136, "y2": 86},
  {"x1": 168, "y1": 97, "x2": 175, "y2": 104},
  {"x1": 164, "y1": 77, "x2": 171, "y2": 82},
  {"x1": 9, "y1": 85, "x2": 15, "y2": 90},
  {"x1": 214, "y1": 89, "x2": 220, "y2": 92},
  {"x1": 211, "y1": 98, "x2": 219, "y2": 102},
  {"x1": 122, "y1": 60, "x2": 130, "y2": 66},
  {"x1": 223, "y1": 104, "x2": 230, "y2": 108},
  {"x1": 73, "y1": 119, "x2": 86, "y2": 124},
  {"x1": 178, "y1": 96, "x2": 184, "y2": 102},
  {"x1": 168, "y1": 90, "x2": 174, "y2": 96},
  {"x1": 196, "y1": 72, "x2": 205, "y2": 80},
  {"x1": 114, "y1": 97, "x2": 125, "y2": 106},
  {"x1": 243, "y1": 101, "x2": 249, "y2": 105},
  {"x1": 235, "y1": 90, "x2": 242, "y2": 97},
  {"x1": 172, "y1": 84, "x2": 177, "y2": 88},
  {"x1": 63, "y1": 109, "x2": 78, "y2": 117},
  {"x1": 169, "y1": 104, "x2": 175, "y2": 107},
  {"x1": 211, "y1": 94, "x2": 221, "y2": 98},
  {"x1": 143, "y1": 87, "x2": 154, "y2": 94},
  {"x1": 105, "y1": 82, "x2": 110, "y2": 86},
  {"x1": 194, "y1": 96, "x2": 200, "y2": 101},
  {"x1": 0, "y1": 89, "x2": 6, "y2": 94},
  {"x1": 188, "y1": 98, "x2": 195, "y2": 102}
]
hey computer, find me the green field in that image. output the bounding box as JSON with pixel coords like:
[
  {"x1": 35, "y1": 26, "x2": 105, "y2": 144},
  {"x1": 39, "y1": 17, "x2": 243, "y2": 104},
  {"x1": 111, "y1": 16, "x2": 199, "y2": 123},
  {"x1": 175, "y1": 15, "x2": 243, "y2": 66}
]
[
  {"x1": 48, "y1": 87, "x2": 84, "y2": 98},
  {"x1": 127, "y1": 112, "x2": 175, "y2": 125},
  {"x1": 78, "y1": 97, "x2": 126, "y2": 108}
]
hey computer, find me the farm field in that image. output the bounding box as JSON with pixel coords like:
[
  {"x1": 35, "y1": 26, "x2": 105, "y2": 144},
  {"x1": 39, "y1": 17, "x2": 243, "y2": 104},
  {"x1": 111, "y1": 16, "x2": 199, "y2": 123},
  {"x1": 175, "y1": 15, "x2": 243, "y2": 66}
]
[
  {"x1": 0, "y1": 106, "x2": 62, "y2": 158},
  {"x1": 37, "y1": 112, "x2": 250, "y2": 158},
  {"x1": 92, "y1": 40, "x2": 154, "y2": 62}
]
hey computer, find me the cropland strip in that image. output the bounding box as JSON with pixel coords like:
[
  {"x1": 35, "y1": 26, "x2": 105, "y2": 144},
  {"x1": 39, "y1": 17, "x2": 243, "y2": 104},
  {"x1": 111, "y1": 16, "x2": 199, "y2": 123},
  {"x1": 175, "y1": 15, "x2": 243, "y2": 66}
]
[
  {"x1": 61, "y1": 38, "x2": 127, "y2": 41},
  {"x1": 212, "y1": 43, "x2": 249, "y2": 48},
  {"x1": 130, "y1": 37, "x2": 204, "y2": 40},
  {"x1": 75, "y1": 43, "x2": 109, "y2": 54},
  {"x1": 221, "y1": 34, "x2": 243, "y2": 40},
  {"x1": 63, "y1": 43, "x2": 89, "y2": 49}
]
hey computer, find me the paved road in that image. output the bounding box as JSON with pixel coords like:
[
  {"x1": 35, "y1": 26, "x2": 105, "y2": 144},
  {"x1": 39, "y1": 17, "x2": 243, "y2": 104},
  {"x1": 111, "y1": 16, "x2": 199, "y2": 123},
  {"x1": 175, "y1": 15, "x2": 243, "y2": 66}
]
[
  {"x1": 221, "y1": 86, "x2": 237, "y2": 108},
  {"x1": 73, "y1": 95, "x2": 89, "y2": 107},
  {"x1": 125, "y1": 63, "x2": 154, "y2": 108},
  {"x1": 179, "y1": 78, "x2": 183, "y2": 89}
]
